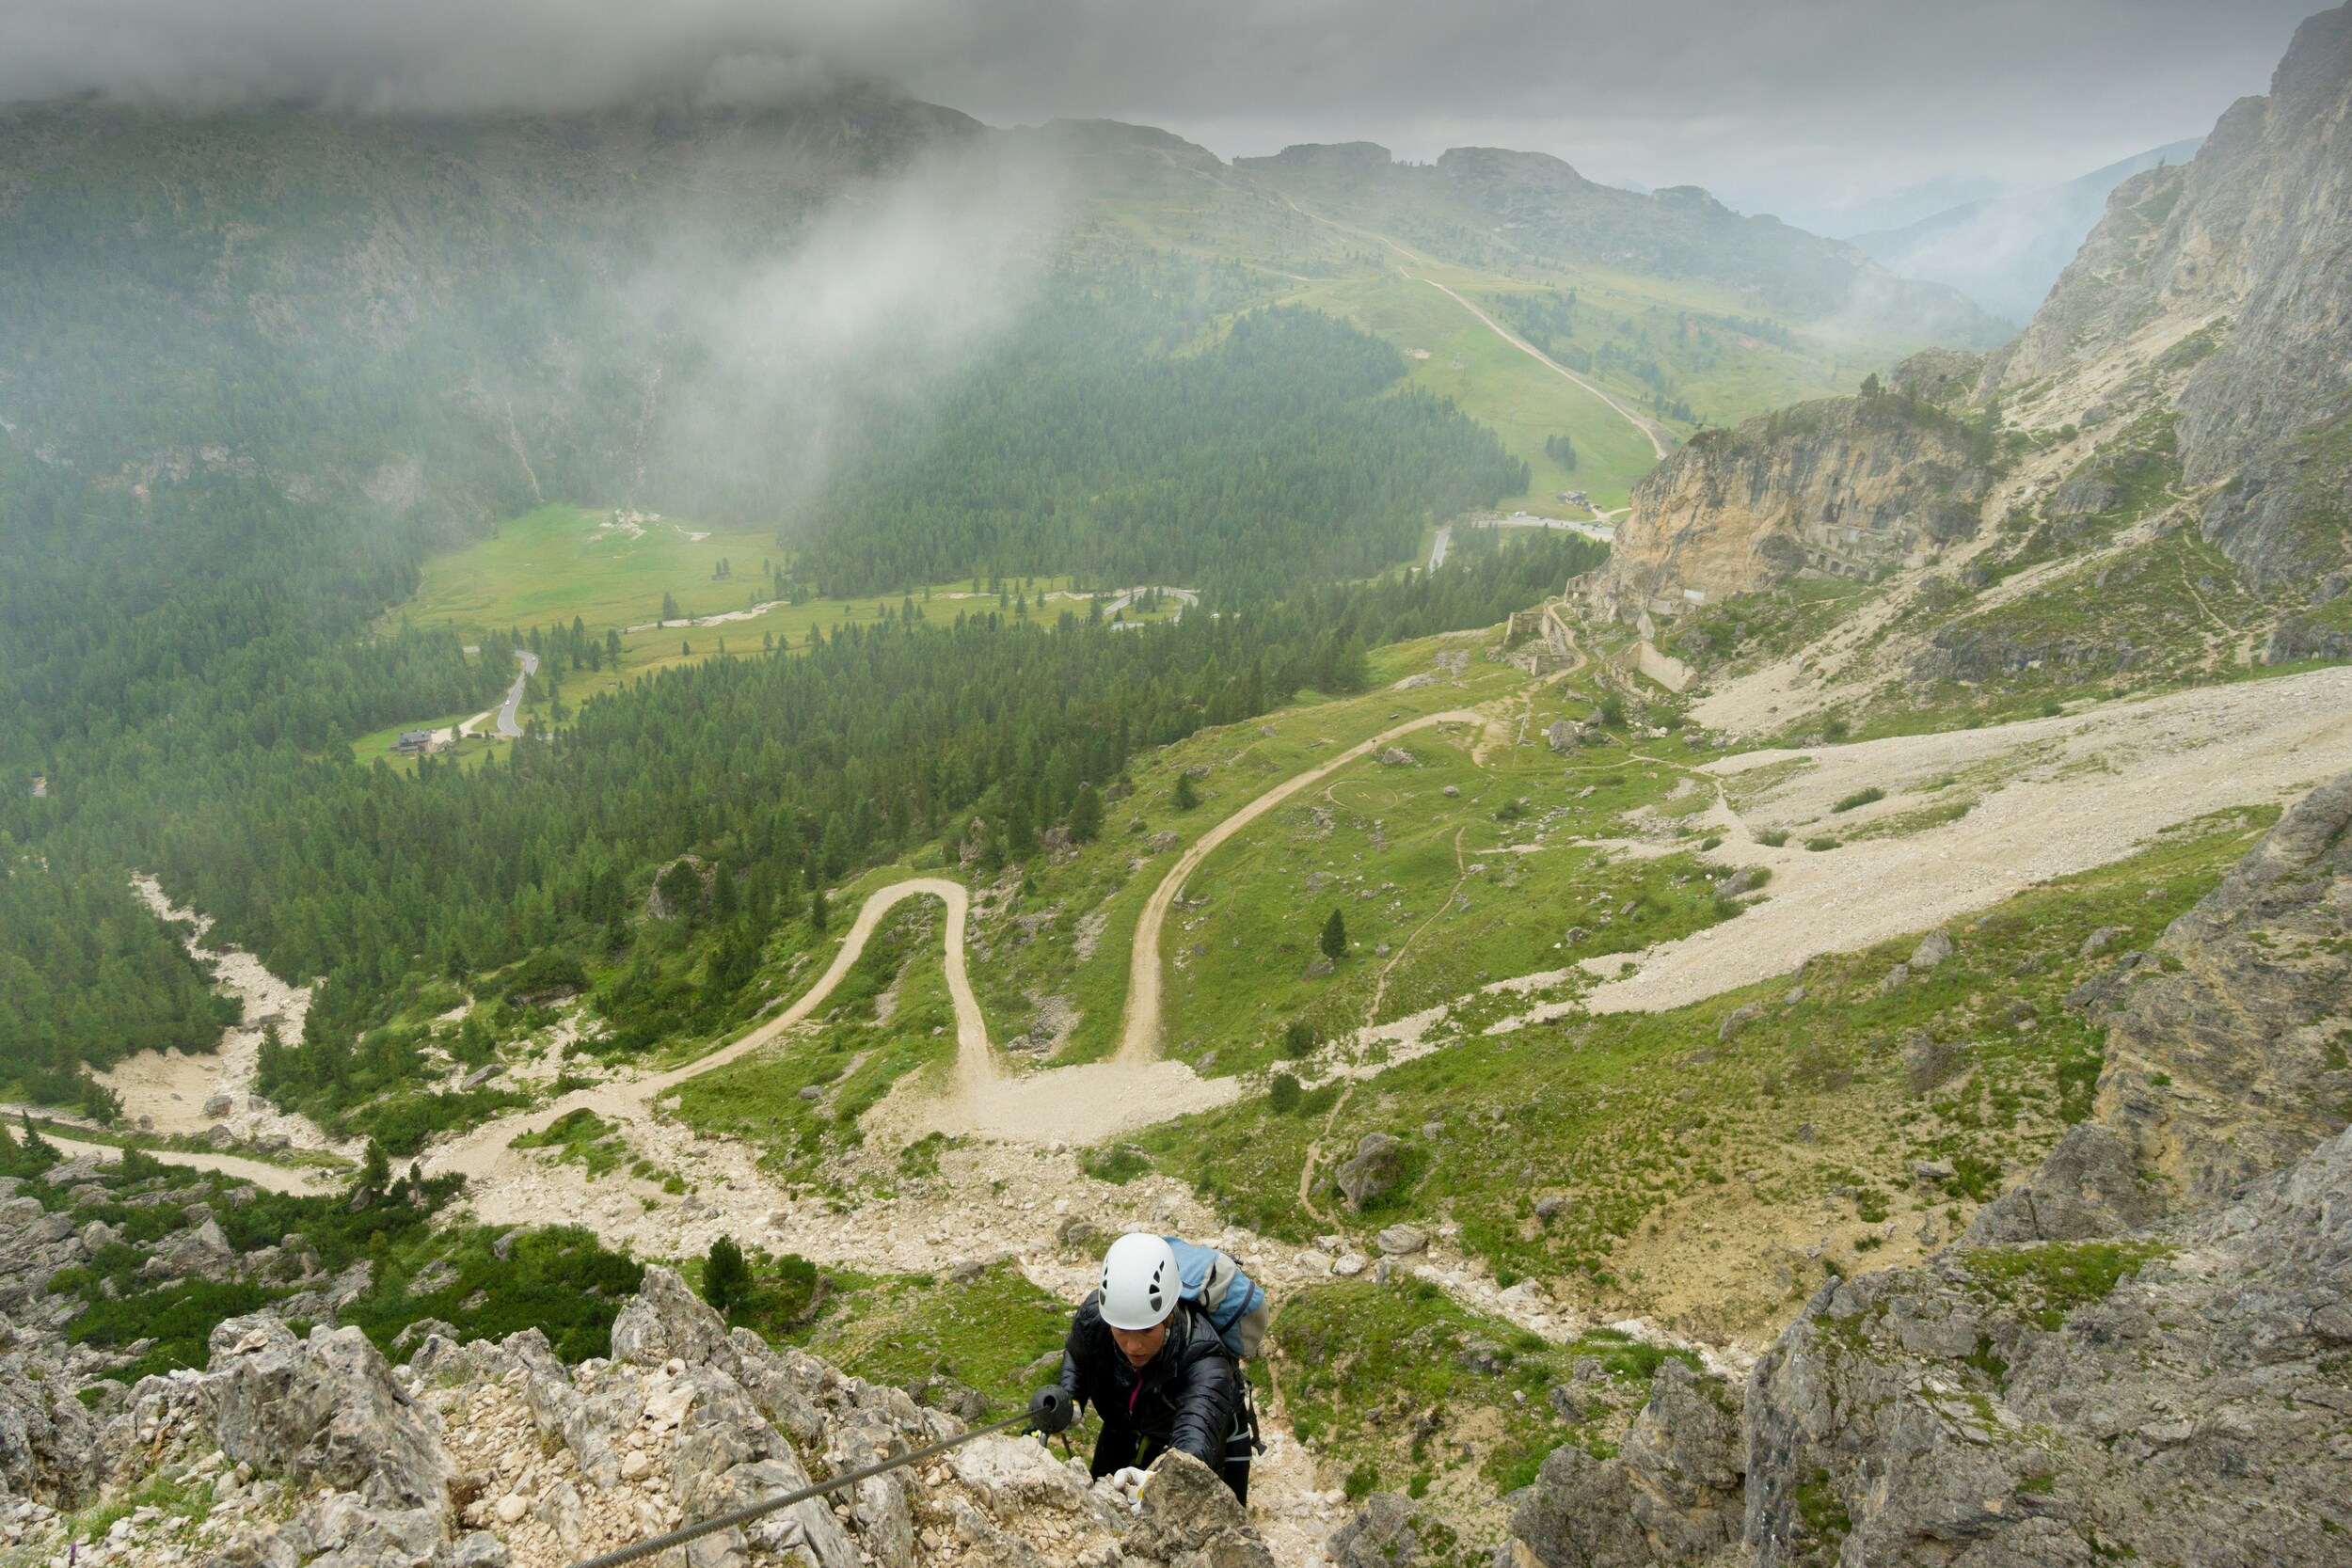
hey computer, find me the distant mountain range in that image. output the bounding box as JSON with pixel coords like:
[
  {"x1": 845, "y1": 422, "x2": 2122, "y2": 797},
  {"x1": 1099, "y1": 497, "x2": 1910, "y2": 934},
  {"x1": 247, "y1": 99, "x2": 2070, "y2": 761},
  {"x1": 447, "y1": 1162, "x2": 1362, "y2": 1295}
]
[{"x1": 1851, "y1": 138, "x2": 2205, "y2": 325}]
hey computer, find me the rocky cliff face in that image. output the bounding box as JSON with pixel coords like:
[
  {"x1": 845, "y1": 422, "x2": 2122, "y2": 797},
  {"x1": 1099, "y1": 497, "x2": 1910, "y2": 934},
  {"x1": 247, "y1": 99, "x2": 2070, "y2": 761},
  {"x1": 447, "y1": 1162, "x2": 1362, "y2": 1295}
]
[
  {"x1": 1967, "y1": 770, "x2": 2352, "y2": 1243},
  {"x1": 1495, "y1": 768, "x2": 2352, "y2": 1568},
  {"x1": 1595, "y1": 392, "x2": 1988, "y2": 618},
  {"x1": 49, "y1": 1260, "x2": 1275, "y2": 1568},
  {"x1": 1998, "y1": 4, "x2": 2352, "y2": 588}
]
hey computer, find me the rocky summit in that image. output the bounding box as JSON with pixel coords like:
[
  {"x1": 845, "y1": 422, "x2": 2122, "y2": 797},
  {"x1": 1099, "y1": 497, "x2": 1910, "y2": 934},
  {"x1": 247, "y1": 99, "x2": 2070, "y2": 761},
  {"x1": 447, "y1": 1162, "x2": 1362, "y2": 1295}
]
[{"x1": 36, "y1": 1259, "x2": 1275, "y2": 1568}]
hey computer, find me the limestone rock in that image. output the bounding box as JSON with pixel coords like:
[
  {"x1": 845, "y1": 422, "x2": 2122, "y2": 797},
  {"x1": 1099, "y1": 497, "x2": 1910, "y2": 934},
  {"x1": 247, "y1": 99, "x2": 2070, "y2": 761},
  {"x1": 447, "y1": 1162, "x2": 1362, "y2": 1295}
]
[
  {"x1": 1129, "y1": 1450, "x2": 1273, "y2": 1568},
  {"x1": 610, "y1": 1264, "x2": 734, "y2": 1370},
  {"x1": 1327, "y1": 1494, "x2": 1423, "y2": 1568},
  {"x1": 144, "y1": 1217, "x2": 240, "y2": 1282},
  {"x1": 206, "y1": 1315, "x2": 449, "y2": 1510},
  {"x1": 1909, "y1": 927, "x2": 1954, "y2": 969},
  {"x1": 1899, "y1": 1030, "x2": 1969, "y2": 1095},
  {"x1": 1508, "y1": 1359, "x2": 1743, "y2": 1568},
  {"x1": 1336, "y1": 1133, "x2": 1404, "y2": 1212},
  {"x1": 1747, "y1": 1123, "x2": 2352, "y2": 1567},
  {"x1": 0, "y1": 1354, "x2": 100, "y2": 1507},
  {"x1": 1973, "y1": 771, "x2": 2352, "y2": 1240},
  {"x1": 1375, "y1": 1226, "x2": 1427, "y2": 1257},
  {"x1": 1594, "y1": 396, "x2": 1990, "y2": 618}
]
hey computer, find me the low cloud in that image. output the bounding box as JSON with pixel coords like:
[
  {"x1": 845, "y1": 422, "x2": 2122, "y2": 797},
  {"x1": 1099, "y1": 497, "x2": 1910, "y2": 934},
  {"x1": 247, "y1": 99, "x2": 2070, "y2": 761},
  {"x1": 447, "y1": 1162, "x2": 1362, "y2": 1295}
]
[{"x1": 0, "y1": 0, "x2": 2313, "y2": 236}]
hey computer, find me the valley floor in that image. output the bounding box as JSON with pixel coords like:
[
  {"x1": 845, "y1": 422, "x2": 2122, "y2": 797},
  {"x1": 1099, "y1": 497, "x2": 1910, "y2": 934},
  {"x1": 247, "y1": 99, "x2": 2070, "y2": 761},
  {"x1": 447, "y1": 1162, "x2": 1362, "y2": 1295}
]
[{"x1": 87, "y1": 615, "x2": 2352, "y2": 1564}]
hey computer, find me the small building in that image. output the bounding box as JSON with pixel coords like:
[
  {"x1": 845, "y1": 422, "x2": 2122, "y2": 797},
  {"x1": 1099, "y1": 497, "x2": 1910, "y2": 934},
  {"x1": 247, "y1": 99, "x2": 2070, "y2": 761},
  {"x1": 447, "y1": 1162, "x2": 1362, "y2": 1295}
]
[
  {"x1": 394, "y1": 730, "x2": 436, "y2": 755},
  {"x1": 29, "y1": 773, "x2": 46, "y2": 799}
]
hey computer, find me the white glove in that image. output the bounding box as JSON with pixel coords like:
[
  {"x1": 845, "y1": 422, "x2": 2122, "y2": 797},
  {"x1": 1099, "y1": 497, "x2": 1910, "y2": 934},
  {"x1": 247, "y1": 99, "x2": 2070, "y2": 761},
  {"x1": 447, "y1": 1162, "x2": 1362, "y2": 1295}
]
[{"x1": 1110, "y1": 1466, "x2": 1152, "y2": 1508}]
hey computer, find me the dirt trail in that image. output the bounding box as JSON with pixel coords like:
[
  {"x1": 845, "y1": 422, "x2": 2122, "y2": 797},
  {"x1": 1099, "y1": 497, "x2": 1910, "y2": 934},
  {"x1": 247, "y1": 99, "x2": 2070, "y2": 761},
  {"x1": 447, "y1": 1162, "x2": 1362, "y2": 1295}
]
[
  {"x1": 1119, "y1": 710, "x2": 1482, "y2": 1061},
  {"x1": 8, "y1": 1118, "x2": 337, "y2": 1195},
  {"x1": 1418, "y1": 280, "x2": 1675, "y2": 461},
  {"x1": 428, "y1": 879, "x2": 993, "y2": 1186}
]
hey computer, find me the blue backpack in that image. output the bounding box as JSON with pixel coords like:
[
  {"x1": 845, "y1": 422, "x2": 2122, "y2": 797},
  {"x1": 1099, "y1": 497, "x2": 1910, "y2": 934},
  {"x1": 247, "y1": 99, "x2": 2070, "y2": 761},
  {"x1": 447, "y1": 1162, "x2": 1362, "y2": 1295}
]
[{"x1": 1165, "y1": 1237, "x2": 1269, "y2": 1358}]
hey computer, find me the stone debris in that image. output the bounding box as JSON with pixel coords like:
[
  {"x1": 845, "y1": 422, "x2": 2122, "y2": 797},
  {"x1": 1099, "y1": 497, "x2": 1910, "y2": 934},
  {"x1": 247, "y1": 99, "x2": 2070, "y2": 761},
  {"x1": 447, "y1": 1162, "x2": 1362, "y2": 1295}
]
[{"x1": 58, "y1": 1264, "x2": 1283, "y2": 1568}]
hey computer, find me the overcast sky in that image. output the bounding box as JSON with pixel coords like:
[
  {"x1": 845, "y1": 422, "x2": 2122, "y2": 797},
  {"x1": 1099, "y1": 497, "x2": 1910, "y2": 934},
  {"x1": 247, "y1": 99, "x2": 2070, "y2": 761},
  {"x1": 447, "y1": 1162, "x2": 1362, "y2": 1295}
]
[{"x1": 0, "y1": 0, "x2": 2322, "y2": 232}]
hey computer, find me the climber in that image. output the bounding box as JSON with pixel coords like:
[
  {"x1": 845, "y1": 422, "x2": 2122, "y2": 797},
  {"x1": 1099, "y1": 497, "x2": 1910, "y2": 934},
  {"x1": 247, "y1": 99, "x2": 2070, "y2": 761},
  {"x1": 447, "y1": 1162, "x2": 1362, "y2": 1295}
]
[{"x1": 1028, "y1": 1233, "x2": 1258, "y2": 1504}]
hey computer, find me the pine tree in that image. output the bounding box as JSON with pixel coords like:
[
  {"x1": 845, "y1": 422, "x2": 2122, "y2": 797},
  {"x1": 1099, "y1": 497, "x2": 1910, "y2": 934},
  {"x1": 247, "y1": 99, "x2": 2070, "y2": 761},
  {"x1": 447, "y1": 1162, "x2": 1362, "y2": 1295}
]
[
  {"x1": 1173, "y1": 771, "x2": 1200, "y2": 811},
  {"x1": 1320, "y1": 908, "x2": 1347, "y2": 961},
  {"x1": 1068, "y1": 783, "x2": 1103, "y2": 843},
  {"x1": 703, "y1": 1234, "x2": 751, "y2": 1315}
]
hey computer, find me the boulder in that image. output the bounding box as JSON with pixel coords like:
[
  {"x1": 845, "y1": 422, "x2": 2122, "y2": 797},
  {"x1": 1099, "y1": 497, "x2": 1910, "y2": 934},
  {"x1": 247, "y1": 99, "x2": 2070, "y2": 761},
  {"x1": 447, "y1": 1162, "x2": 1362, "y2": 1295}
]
[
  {"x1": 609, "y1": 1264, "x2": 733, "y2": 1370},
  {"x1": 1328, "y1": 1493, "x2": 1424, "y2": 1568},
  {"x1": 1909, "y1": 927, "x2": 1954, "y2": 969},
  {"x1": 145, "y1": 1217, "x2": 240, "y2": 1282},
  {"x1": 1336, "y1": 1133, "x2": 1405, "y2": 1212},
  {"x1": 1899, "y1": 1030, "x2": 1969, "y2": 1095},
  {"x1": 206, "y1": 1315, "x2": 449, "y2": 1510},
  {"x1": 0, "y1": 1356, "x2": 100, "y2": 1507},
  {"x1": 1128, "y1": 1450, "x2": 1273, "y2": 1568},
  {"x1": 1375, "y1": 1225, "x2": 1427, "y2": 1257},
  {"x1": 2078, "y1": 924, "x2": 2127, "y2": 958}
]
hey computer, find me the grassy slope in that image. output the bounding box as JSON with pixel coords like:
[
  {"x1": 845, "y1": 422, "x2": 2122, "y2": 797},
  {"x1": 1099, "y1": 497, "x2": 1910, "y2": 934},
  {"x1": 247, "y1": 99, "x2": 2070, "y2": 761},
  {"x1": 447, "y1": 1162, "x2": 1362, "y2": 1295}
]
[
  {"x1": 364, "y1": 502, "x2": 1136, "y2": 762},
  {"x1": 670, "y1": 900, "x2": 958, "y2": 1194},
  {"x1": 1066, "y1": 143, "x2": 1936, "y2": 517},
  {"x1": 1130, "y1": 807, "x2": 2274, "y2": 1340}
]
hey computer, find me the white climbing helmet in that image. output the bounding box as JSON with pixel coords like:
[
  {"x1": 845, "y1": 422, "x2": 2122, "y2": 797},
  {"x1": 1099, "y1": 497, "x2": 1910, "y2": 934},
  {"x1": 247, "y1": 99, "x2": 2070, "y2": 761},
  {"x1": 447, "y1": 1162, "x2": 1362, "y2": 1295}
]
[{"x1": 1099, "y1": 1233, "x2": 1181, "y2": 1330}]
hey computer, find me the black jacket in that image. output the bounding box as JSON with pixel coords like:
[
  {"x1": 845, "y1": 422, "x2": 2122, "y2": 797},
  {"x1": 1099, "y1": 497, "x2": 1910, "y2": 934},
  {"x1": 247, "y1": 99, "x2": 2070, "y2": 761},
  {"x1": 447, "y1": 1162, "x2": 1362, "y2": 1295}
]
[{"x1": 1056, "y1": 1292, "x2": 1240, "y2": 1471}]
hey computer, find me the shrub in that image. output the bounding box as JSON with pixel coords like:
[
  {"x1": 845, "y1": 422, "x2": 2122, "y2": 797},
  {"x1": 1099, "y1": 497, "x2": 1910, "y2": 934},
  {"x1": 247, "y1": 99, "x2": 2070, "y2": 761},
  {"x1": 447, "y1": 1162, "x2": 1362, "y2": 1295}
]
[
  {"x1": 1268, "y1": 1073, "x2": 1302, "y2": 1115},
  {"x1": 1082, "y1": 1144, "x2": 1152, "y2": 1183},
  {"x1": 703, "y1": 1235, "x2": 752, "y2": 1314},
  {"x1": 1281, "y1": 1021, "x2": 1318, "y2": 1058},
  {"x1": 1805, "y1": 836, "x2": 1839, "y2": 852},
  {"x1": 1756, "y1": 829, "x2": 1790, "y2": 847},
  {"x1": 1831, "y1": 787, "x2": 1883, "y2": 814}
]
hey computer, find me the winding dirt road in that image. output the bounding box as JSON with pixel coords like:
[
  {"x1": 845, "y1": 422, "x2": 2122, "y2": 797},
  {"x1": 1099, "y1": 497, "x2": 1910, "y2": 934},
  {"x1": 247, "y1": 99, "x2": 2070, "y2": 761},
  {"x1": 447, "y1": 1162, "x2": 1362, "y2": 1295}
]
[
  {"x1": 427, "y1": 879, "x2": 993, "y2": 1182},
  {"x1": 424, "y1": 705, "x2": 1500, "y2": 1177},
  {"x1": 1119, "y1": 709, "x2": 1482, "y2": 1060}
]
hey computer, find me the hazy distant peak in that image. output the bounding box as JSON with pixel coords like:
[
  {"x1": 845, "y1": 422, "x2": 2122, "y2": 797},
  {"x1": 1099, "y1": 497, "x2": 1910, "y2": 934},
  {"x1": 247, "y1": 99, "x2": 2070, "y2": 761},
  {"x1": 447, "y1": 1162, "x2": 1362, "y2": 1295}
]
[
  {"x1": 1233, "y1": 141, "x2": 1394, "y2": 174},
  {"x1": 1026, "y1": 118, "x2": 1224, "y2": 166},
  {"x1": 1433, "y1": 145, "x2": 1594, "y2": 190}
]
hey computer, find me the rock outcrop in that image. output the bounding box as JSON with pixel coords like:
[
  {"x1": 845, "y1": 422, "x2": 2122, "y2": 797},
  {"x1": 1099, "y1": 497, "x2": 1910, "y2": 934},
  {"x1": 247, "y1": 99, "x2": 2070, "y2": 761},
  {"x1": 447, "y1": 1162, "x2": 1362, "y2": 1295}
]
[
  {"x1": 1510, "y1": 1360, "x2": 1746, "y2": 1568},
  {"x1": 1967, "y1": 769, "x2": 2352, "y2": 1243},
  {"x1": 1593, "y1": 393, "x2": 1988, "y2": 619},
  {"x1": 1500, "y1": 768, "x2": 2352, "y2": 1568},
  {"x1": 83, "y1": 1262, "x2": 1278, "y2": 1568},
  {"x1": 1743, "y1": 1123, "x2": 2352, "y2": 1567},
  {"x1": 1997, "y1": 4, "x2": 2352, "y2": 589}
]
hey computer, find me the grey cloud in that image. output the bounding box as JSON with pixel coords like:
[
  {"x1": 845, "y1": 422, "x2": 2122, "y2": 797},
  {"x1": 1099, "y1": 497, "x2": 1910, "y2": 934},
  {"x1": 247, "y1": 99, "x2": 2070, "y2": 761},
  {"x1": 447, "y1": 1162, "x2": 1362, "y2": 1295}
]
[{"x1": 0, "y1": 0, "x2": 2320, "y2": 220}]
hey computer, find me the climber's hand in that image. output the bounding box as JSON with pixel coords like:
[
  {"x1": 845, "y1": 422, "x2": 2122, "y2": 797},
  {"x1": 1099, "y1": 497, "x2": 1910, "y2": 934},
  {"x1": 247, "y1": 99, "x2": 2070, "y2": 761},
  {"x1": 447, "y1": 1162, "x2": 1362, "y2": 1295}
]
[{"x1": 1110, "y1": 1466, "x2": 1152, "y2": 1504}]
